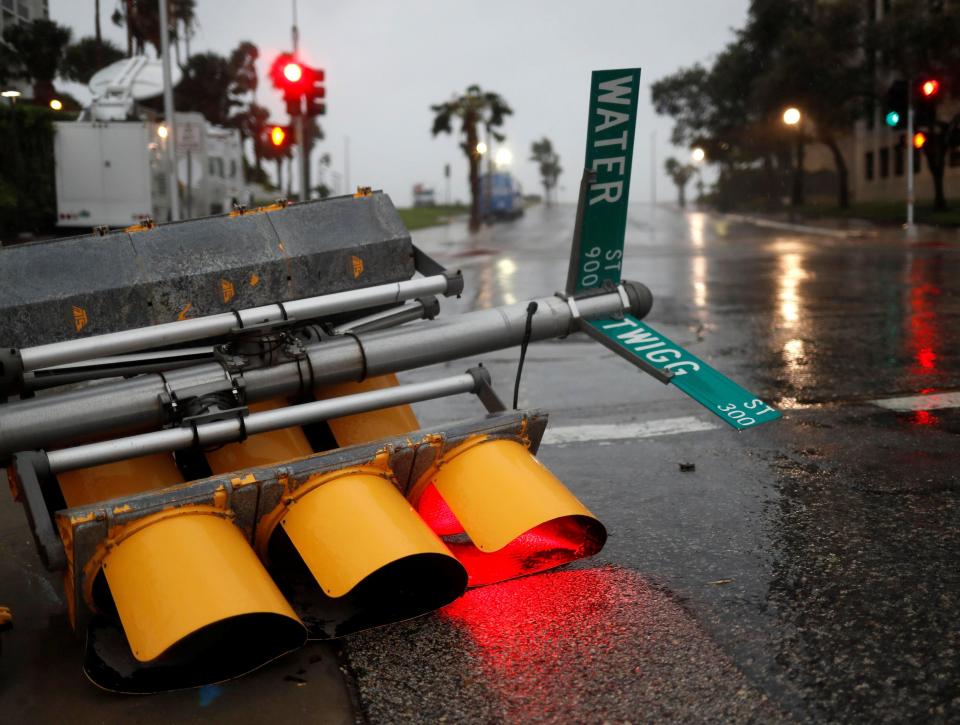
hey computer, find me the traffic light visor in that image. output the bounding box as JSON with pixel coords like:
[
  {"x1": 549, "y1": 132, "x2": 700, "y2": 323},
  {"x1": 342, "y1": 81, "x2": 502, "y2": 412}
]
[
  {"x1": 261, "y1": 469, "x2": 467, "y2": 637},
  {"x1": 412, "y1": 438, "x2": 607, "y2": 586},
  {"x1": 85, "y1": 507, "x2": 306, "y2": 691}
]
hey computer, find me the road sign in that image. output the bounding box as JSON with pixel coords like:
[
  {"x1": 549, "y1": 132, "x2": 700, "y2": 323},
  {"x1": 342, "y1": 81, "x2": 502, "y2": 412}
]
[
  {"x1": 176, "y1": 121, "x2": 203, "y2": 154},
  {"x1": 566, "y1": 67, "x2": 779, "y2": 429},
  {"x1": 585, "y1": 314, "x2": 781, "y2": 429},
  {"x1": 567, "y1": 68, "x2": 642, "y2": 294}
]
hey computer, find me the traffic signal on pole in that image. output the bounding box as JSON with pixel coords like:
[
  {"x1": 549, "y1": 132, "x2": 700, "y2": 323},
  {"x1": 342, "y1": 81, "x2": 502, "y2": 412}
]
[
  {"x1": 884, "y1": 80, "x2": 907, "y2": 129},
  {"x1": 915, "y1": 77, "x2": 940, "y2": 128},
  {"x1": 304, "y1": 66, "x2": 326, "y2": 116},
  {"x1": 913, "y1": 131, "x2": 927, "y2": 150},
  {"x1": 270, "y1": 52, "x2": 326, "y2": 117},
  {"x1": 268, "y1": 124, "x2": 291, "y2": 151}
]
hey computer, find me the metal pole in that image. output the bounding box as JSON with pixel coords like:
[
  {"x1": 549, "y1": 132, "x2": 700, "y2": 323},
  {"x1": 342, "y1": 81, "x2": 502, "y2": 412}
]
[
  {"x1": 158, "y1": 0, "x2": 180, "y2": 221},
  {"x1": 344, "y1": 136, "x2": 350, "y2": 193},
  {"x1": 19, "y1": 274, "x2": 454, "y2": 371},
  {"x1": 47, "y1": 373, "x2": 479, "y2": 472},
  {"x1": 906, "y1": 78, "x2": 915, "y2": 232},
  {"x1": 0, "y1": 285, "x2": 650, "y2": 457},
  {"x1": 297, "y1": 113, "x2": 308, "y2": 201},
  {"x1": 650, "y1": 130, "x2": 656, "y2": 209}
]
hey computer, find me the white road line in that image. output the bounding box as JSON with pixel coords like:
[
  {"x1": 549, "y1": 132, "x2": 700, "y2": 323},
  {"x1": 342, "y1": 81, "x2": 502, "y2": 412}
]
[
  {"x1": 541, "y1": 416, "x2": 720, "y2": 445},
  {"x1": 870, "y1": 391, "x2": 960, "y2": 412}
]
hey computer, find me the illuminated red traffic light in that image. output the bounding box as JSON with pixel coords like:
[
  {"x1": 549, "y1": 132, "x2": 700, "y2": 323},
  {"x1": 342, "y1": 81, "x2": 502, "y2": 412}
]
[
  {"x1": 270, "y1": 126, "x2": 286, "y2": 147},
  {"x1": 920, "y1": 79, "x2": 940, "y2": 98},
  {"x1": 913, "y1": 132, "x2": 927, "y2": 149},
  {"x1": 283, "y1": 62, "x2": 303, "y2": 84}
]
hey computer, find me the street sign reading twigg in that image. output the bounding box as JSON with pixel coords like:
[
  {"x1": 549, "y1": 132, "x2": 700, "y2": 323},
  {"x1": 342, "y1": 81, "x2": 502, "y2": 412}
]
[
  {"x1": 586, "y1": 315, "x2": 782, "y2": 429},
  {"x1": 570, "y1": 67, "x2": 780, "y2": 430}
]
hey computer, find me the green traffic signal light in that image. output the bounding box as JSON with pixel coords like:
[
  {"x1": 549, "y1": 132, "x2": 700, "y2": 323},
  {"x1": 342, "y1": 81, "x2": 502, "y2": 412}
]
[{"x1": 885, "y1": 110, "x2": 901, "y2": 128}]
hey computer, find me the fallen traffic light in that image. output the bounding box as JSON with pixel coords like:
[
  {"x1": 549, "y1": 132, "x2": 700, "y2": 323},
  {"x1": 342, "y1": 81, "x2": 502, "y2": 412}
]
[
  {"x1": 55, "y1": 453, "x2": 306, "y2": 692},
  {"x1": 411, "y1": 437, "x2": 607, "y2": 586}
]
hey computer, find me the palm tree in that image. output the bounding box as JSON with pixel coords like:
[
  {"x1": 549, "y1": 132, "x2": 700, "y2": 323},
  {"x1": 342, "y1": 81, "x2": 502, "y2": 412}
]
[
  {"x1": 664, "y1": 157, "x2": 696, "y2": 209},
  {"x1": 431, "y1": 85, "x2": 512, "y2": 231},
  {"x1": 530, "y1": 137, "x2": 562, "y2": 206}
]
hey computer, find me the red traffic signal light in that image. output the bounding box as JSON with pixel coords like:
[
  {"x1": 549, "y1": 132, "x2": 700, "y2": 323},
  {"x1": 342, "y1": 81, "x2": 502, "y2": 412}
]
[
  {"x1": 920, "y1": 79, "x2": 940, "y2": 98},
  {"x1": 913, "y1": 131, "x2": 927, "y2": 149},
  {"x1": 283, "y1": 62, "x2": 303, "y2": 84}
]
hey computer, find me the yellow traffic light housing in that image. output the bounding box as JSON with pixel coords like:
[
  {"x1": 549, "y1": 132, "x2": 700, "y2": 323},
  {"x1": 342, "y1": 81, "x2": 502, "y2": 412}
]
[
  {"x1": 410, "y1": 437, "x2": 607, "y2": 586},
  {"x1": 258, "y1": 465, "x2": 466, "y2": 637}
]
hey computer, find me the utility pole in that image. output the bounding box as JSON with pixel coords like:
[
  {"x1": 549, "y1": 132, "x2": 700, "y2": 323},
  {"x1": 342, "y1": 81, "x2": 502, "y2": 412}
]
[
  {"x1": 906, "y1": 75, "x2": 915, "y2": 233},
  {"x1": 650, "y1": 130, "x2": 656, "y2": 209},
  {"x1": 293, "y1": 0, "x2": 308, "y2": 201},
  {"x1": 159, "y1": 0, "x2": 180, "y2": 221}
]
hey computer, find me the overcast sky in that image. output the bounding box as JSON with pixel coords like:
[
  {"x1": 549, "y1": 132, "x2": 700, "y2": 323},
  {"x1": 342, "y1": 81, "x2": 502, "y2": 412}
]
[{"x1": 49, "y1": 0, "x2": 748, "y2": 206}]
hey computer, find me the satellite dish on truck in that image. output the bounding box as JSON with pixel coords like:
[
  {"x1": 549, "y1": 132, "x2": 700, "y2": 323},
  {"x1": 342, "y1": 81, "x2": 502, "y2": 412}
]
[{"x1": 87, "y1": 56, "x2": 182, "y2": 121}]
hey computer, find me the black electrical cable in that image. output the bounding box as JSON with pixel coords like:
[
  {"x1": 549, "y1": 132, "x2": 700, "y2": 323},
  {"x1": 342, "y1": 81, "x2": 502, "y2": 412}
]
[{"x1": 513, "y1": 301, "x2": 538, "y2": 409}]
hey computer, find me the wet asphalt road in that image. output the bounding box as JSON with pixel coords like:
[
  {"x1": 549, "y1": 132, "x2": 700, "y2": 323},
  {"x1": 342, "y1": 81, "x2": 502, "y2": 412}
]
[
  {"x1": 1, "y1": 202, "x2": 958, "y2": 722},
  {"x1": 345, "y1": 203, "x2": 960, "y2": 723}
]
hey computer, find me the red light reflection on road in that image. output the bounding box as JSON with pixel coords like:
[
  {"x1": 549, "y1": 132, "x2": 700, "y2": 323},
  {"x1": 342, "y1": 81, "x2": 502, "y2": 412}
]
[
  {"x1": 907, "y1": 258, "x2": 943, "y2": 377},
  {"x1": 440, "y1": 566, "x2": 649, "y2": 721},
  {"x1": 913, "y1": 410, "x2": 938, "y2": 426}
]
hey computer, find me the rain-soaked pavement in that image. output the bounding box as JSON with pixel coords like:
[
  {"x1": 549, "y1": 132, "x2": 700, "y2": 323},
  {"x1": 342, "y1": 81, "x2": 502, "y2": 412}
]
[
  {"x1": 1, "y1": 203, "x2": 958, "y2": 722},
  {"x1": 348, "y1": 203, "x2": 960, "y2": 723}
]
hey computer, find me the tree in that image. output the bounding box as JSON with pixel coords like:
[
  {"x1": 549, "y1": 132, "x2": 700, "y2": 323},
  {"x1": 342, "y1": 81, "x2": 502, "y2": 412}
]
[
  {"x1": 1, "y1": 19, "x2": 72, "y2": 104},
  {"x1": 229, "y1": 102, "x2": 270, "y2": 173},
  {"x1": 874, "y1": 0, "x2": 960, "y2": 211},
  {"x1": 431, "y1": 85, "x2": 512, "y2": 231},
  {"x1": 664, "y1": 157, "x2": 696, "y2": 208},
  {"x1": 62, "y1": 36, "x2": 125, "y2": 85},
  {"x1": 746, "y1": 0, "x2": 870, "y2": 208},
  {"x1": 530, "y1": 137, "x2": 562, "y2": 205}
]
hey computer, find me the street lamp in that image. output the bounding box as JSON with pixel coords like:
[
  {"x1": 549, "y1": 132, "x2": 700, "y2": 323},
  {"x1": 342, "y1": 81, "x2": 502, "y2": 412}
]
[
  {"x1": 782, "y1": 107, "x2": 801, "y2": 126},
  {"x1": 691, "y1": 147, "x2": 705, "y2": 163},
  {"x1": 494, "y1": 147, "x2": 512, "y2": 169},
  {"x1": 476, "y1": 141, "x2": 488, "y2": 156},
  {"x1": 782, "y1": 107, "x2": 804, "y2": 208}
]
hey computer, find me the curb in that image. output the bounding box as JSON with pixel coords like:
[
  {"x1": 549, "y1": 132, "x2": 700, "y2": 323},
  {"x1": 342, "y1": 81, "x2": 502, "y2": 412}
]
[{"x1": 717, "y1": 212, "x2": 877, "y2": 239}]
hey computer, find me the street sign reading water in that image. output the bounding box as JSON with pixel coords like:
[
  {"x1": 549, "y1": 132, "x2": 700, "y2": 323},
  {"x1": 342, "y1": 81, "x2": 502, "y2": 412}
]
[
  {"x1": 567, "y1": 68, "x2": 642, "y2": 295},
  {"x1": 570, "y1": 67, "x2": 780, "y2": 430}
]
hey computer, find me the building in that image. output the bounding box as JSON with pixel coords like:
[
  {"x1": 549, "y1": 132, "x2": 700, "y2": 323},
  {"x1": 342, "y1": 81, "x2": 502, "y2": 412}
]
[
  {"x1": 0, "y1": 0, "x2": 48, "y2": 33},
  {"x1": 1, "y1": 0, "x2": 50, "y2": 95}
]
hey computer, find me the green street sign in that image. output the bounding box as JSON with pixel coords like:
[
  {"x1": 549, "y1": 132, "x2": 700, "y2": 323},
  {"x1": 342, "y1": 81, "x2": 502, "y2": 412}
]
[
  {"x1": 585, "y1": 315, "x2": 782, "y2": 430},
  {"x1": 566, "y1": 68, "x2": 642, "y2": 294}
]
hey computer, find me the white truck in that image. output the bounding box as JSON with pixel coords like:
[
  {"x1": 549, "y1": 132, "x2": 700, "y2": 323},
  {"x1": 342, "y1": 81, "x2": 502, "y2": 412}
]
[{"x1": 54, "y1": 56, "x2": 247, "y2": 229}]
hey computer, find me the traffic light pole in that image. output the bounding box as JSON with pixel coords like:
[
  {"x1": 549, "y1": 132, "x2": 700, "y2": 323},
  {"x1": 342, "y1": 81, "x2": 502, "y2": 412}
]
[
  {"x1": 906, "y1": 77, "x2": 915, "y2": 232},
  {"x1": 297, "y1": 114, "x2": 309, "y2": 201}
]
